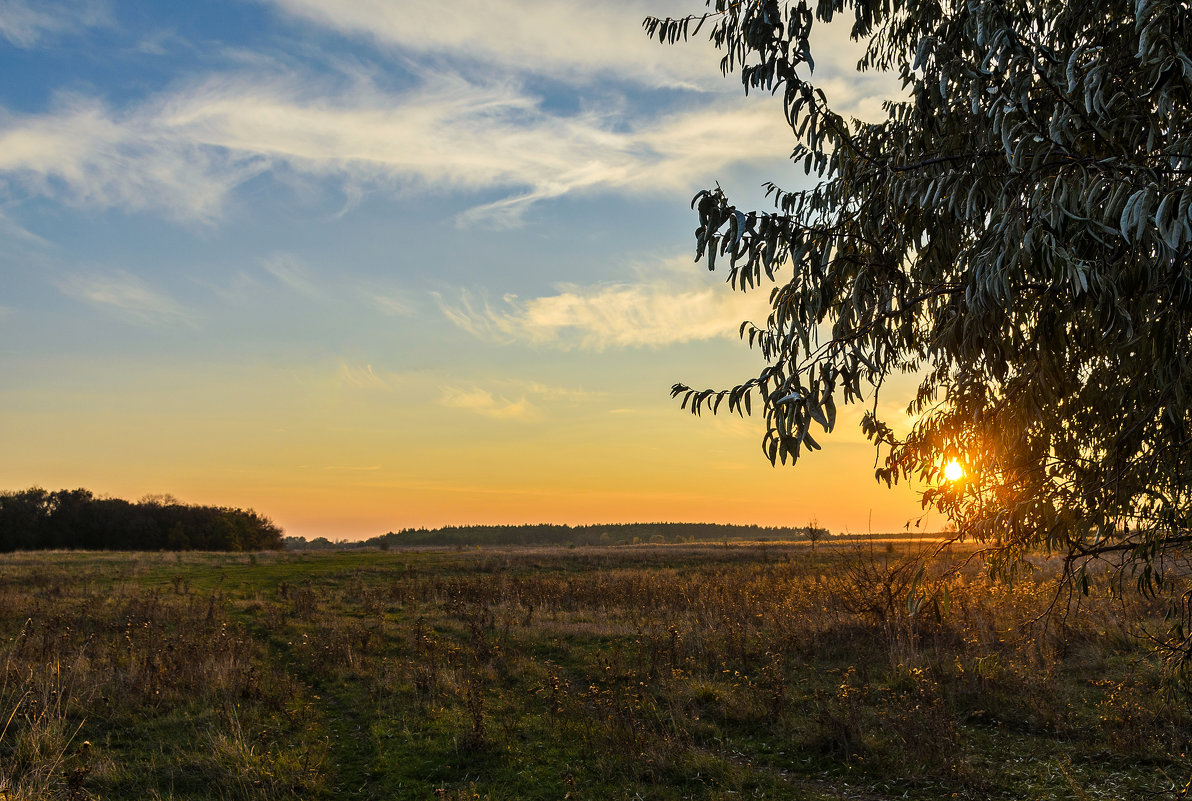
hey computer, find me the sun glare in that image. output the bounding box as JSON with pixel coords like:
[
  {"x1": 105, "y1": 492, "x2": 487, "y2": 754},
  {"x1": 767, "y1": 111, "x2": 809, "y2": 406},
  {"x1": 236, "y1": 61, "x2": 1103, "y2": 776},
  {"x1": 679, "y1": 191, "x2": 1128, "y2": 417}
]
[{"x1": 943, "y1": 458, "x2": 965, "y2": 483}]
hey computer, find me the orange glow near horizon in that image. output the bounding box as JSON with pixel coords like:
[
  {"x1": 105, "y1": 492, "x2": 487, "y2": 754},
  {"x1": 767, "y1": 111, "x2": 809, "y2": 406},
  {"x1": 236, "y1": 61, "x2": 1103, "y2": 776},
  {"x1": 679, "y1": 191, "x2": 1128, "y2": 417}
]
[{"x1": 0, "y1": 358, "x2": 930, "y2": 541}]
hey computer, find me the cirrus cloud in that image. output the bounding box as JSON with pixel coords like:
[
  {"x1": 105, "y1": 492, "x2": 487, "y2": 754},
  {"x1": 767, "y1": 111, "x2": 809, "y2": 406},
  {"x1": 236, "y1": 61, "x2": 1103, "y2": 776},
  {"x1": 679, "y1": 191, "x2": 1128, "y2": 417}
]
[
  {"x1": 0, "y1": 0, "x2": 110, "y2": 48},
  {"x1": 0, "y1": 70, "x2": 792, "y2": 225},
  {"x1": 55, "y1": 269, "x2": 194, "y2": 326},
  {"x1": 263, "y1": 0, "x2": 724, "y2": 90},
  {"x1": 436, "y1": 261, "x2": 773, "y2": 350},
  {"x1": 439, "y1": 386, "x2": 539, "y2": 421},
  {"x1": 0, "y1": 2, "x2": 899, "y2": 225}
]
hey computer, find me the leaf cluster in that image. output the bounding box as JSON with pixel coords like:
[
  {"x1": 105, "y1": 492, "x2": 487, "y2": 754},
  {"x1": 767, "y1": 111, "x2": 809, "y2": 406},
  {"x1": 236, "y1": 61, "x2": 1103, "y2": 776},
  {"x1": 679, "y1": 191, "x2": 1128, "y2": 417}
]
[{"x1": 648, "y1": 0, "x2": 1192, "y2": 644}]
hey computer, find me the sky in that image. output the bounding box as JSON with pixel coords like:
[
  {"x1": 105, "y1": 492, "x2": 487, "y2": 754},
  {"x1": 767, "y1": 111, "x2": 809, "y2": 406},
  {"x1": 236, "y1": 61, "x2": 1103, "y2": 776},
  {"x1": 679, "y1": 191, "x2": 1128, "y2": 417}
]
[{"x1": 0, "y1": 0, "x2": 932, "y2": 540}]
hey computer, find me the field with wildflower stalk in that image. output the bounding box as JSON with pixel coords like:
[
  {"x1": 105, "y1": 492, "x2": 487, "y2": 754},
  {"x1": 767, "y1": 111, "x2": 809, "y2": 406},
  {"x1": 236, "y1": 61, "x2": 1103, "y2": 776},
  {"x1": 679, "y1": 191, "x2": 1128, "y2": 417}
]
[{"x1": 1, "y1": 540, "x2": 1189, "y2": 799}]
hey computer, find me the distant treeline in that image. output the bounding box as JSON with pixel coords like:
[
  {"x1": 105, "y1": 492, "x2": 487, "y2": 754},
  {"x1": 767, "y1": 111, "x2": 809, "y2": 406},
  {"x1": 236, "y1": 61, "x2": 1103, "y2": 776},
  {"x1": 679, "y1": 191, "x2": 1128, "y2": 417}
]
[
  {"x1": 285, "y1": 522, "x2": 831, "y2": 550},
  {"x1": 0, "y1": 488, "x2": 284, "y2": 552}
]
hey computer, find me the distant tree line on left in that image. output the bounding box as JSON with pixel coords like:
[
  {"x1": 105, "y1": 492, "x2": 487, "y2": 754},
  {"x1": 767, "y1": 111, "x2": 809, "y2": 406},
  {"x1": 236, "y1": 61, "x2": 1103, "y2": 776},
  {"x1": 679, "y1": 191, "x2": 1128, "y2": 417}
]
[{"x1": 0, "y1": 488, "x2": 284, "y2": 552}]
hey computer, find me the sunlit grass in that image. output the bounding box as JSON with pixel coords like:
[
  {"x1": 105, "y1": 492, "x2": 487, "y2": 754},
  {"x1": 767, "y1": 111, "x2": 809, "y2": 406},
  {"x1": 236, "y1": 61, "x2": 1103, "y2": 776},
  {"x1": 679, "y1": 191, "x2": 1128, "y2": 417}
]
[{"x1": 0, "y1": 542, "x2": 1186, "y2": 799}]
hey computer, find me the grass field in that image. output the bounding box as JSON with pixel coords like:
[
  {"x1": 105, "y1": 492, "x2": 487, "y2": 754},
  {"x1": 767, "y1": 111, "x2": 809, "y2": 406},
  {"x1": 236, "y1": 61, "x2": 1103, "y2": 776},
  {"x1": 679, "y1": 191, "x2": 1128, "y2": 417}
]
[{"x1": 1, "y1": 540, "x2": 1188, "y2": 799}]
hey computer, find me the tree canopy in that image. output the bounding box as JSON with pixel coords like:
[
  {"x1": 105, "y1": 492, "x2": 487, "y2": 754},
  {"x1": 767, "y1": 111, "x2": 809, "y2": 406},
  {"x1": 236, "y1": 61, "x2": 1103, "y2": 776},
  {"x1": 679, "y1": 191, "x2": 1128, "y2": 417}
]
[
  {"x1": 647, "y1": 0, "x2": 1192, "y2": 657},
  {"x1": 0, "y1": 488, "x2": 284, "y2": 552}
]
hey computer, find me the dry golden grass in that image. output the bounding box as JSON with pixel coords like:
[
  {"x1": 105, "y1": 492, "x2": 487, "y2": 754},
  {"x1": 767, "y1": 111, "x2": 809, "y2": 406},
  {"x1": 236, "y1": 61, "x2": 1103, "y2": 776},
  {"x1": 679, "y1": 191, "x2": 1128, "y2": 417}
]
[{"x1": 0, "y1": 541, "x2": 1185, "y2": 799}]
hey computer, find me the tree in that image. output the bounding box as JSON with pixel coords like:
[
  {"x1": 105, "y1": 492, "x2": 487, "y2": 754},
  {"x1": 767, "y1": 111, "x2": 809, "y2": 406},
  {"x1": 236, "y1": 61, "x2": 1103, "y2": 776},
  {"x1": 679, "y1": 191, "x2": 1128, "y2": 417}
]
[
  {"x1": 646, "y1": 2, "x2": 1192, "y2": 662},
  {"x1": 803, "y1": 519, "x2": 828, "y2": 551},
  {"x1": 0, "y1": 487, "x2": 284, "y2": 551}
]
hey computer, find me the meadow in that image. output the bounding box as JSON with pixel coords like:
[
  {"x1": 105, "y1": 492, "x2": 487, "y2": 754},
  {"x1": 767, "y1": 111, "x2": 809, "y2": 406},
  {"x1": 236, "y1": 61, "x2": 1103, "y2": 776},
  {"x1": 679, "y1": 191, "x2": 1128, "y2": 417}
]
[{"x1": 1, "y1": 540, "x2": 1188, "y2": 800}]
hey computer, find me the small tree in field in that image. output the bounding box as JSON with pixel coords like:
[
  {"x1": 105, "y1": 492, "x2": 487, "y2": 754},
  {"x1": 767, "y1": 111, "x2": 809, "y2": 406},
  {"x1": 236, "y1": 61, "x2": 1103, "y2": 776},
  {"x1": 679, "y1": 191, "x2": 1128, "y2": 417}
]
[
  {"x1": 804, "y1": 519, "x2": 827, "y2": 550},
  {"x1": 646, "y1": 1, "x2": 1192, "y2": 664}
]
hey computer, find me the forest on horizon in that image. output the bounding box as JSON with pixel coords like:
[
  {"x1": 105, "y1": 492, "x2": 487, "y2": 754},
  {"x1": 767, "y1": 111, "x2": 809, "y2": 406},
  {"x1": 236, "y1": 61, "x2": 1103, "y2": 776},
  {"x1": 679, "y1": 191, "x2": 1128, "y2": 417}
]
[
  {"x1": 286, "y1": 521, "x2": 835, "y2": 549},
  {"x1": 0, "y1": 487, "x2": 284, "y2": 552}
]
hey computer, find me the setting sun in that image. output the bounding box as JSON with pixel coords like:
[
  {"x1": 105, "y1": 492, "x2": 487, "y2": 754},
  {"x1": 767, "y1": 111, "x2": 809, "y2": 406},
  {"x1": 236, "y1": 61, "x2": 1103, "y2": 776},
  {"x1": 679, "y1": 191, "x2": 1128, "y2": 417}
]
[{"x1": 943, "y1": 458, "x2": 965, "y2": 482}]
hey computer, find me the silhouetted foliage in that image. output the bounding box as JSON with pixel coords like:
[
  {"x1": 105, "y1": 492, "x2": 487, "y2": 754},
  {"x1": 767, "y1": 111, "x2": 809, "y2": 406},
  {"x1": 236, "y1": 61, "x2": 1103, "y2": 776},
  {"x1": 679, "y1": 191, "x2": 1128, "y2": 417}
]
[
  {"x1": 0, "y1": 488, "x2": 284, "y2": 551},
  {"x1": 647, "y1": 1, "x2": 1192, "y2": 670}
]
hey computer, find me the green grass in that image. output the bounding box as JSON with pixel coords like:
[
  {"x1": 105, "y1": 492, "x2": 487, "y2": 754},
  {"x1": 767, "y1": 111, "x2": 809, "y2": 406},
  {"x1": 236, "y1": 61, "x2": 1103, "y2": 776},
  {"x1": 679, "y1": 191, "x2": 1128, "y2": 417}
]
[{"x1": 0, "y1": 542, "x2": 1187, "y2": 799}]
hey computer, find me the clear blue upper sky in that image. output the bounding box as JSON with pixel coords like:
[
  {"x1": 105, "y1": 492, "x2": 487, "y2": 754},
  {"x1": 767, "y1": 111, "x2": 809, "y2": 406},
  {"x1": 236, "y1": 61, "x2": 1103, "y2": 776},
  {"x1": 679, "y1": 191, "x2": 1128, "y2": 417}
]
[{"x1": 0, "y1": 0, "x2": 927, "y2": 539}]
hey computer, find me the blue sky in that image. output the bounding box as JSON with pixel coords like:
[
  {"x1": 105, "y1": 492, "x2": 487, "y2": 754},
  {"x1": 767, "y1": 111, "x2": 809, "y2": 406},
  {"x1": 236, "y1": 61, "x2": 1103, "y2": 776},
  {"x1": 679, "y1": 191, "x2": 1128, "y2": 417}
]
[{"x1": 0, "y1": 0, "x2": 926, "y2": 539}]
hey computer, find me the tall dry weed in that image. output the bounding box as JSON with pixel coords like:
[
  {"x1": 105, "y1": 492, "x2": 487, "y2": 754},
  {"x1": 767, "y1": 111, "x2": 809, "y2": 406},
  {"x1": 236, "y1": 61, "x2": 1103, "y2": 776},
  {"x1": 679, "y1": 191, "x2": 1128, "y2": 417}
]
[{"x1": 0, "y1": 648, "x2": 91, "y2": 800}]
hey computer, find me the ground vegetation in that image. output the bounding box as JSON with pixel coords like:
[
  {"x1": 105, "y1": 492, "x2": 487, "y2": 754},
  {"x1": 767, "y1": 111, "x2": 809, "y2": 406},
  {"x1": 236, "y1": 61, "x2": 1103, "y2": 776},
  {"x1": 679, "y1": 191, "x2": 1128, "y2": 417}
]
[{"x1": 0, "y1": 542, "x2": 1186, "y2": 799}]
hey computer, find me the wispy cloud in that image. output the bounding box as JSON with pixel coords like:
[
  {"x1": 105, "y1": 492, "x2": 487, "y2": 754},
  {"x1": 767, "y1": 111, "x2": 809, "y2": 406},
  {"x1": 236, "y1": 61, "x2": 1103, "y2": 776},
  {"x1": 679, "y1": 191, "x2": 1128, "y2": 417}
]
[
  {"x1": 262, "y1": 0, "x2": 900, "y2": 114},
  {"x1": 438, "y1": 386, "x2": 539, "y2": 421},
  {"x1": 155, "y1": 70, "x2": 793, "y2": 226},
  {"x1": 337, "y1": 362, "x2": 391, "y2": 390},
  {"x1": 354, "y1": 281, "x2": 416, "y2": 317},
  {"x1": 0, "y1": 209, "x2": 51, "y2": 247},
  {"x1": 0, "y1": 4, "x2": 898, "y2": 226},
  {"x1": 0, "y1": 94, "x2": 265, "y2": 221},
  {"x1": 55, "y1": 270, "x2": 194, "y2": 325},
  {"x1": 129, "y1": 28, "x2": 183, "y2": 57},
  {"x1": 370, "y1": 293, "x2": 415, "y2": 316},
  {"x1": 263, "y1": 0, "x2": 722, "y2": 90},
  {"x1": 435, "y1": 263, "x2": 772, "y2": 350},
  {"x1": 513, "y1": 381, "x2": 603, "y2": 403},
  {"x1": 338, "y1": 365, "x2": 594, "y2": 415},
  {"x1": 198, "y1": 260, "x2": 418, "y2": 319},
  {"x1": 261, "y1": 253, "x2": 321, "y2": 297},
  {"x1": 0, "y1": 69, "x2": 791, "y2": 225},
  {"x1": 0, "y1": 0, "x2": 110, "y2": 47}
]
